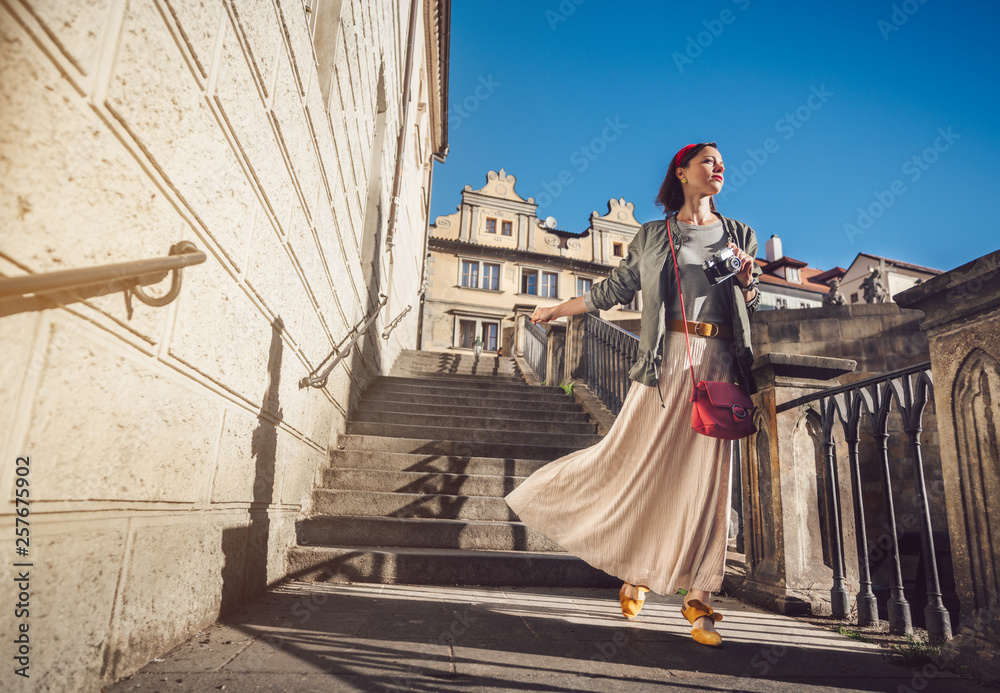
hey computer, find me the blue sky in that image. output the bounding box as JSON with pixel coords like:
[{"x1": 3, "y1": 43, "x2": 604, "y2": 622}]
[{"x1": 429, "y1": 0, "x2": 1000, "y2": 273}]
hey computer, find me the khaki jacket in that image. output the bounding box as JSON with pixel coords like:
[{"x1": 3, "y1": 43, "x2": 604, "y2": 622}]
[{"x1": 582, "y1": 213, "x2": 762, "y2": 392}]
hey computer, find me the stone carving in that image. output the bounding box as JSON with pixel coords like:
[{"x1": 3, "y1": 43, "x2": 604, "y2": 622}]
[
  {"x1": 567, "y1": 239, "x2": 582, "y2": 250},
  {"x1": 952, "y1": 347, "x2": 1000, "y2": 612},
  {"x1": 436, "y1": 218, "x2": 451, "y2": 228},
  {"x1": 467, "y1": 168, "x2": 528, "y2": 202},
  {"x1": 861, "y1": 267, "x2": 888, "y2": 303},
  {"x1": 823, "y1": 278, "x2": 847, "y2": 306},
  {"x1": 590, "y1": 197, "x2": 641, "y2": 227},
  {"x1": 544, "y1": 235, "x2": 559, "y2": 247}
]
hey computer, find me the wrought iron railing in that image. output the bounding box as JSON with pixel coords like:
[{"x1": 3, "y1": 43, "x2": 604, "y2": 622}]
[
  {"x1": 523, "y1": 319, "x2": 548, "y2": 384},
  {"x1": 583, "y1": 313, "x2": 639, "y2": 415},
  {"x1": 777, "y1": 360, "x2": 953, "y2": 642}
]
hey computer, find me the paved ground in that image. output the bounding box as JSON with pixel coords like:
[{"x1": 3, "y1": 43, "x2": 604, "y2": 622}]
[{"x1": 108, "y1": 582, "x2": 997, "y2": 692}]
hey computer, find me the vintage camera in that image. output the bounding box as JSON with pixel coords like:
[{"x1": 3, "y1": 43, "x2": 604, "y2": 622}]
[{"x1": 702, "y1": 247, "x2": 743, "y2": 285}]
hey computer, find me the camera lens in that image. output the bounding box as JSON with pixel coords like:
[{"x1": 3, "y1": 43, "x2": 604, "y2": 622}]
[{"x1": 726, "y1": 256, "x2": 742, "y2": 272}]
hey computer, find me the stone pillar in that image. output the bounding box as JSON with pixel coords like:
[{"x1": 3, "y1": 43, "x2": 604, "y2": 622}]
[
  {"x1": 896, "y1": 250, "x2": 1000, "y2": 681},
  {"x1": 733, "y1": 353, "x2": 857, "y2": 615},
  {"x1": 564, "y1": 314, "x2": 587, "y2": 384},
  {"x1": 545, "y1": 322, "x2": 566, "y2": 387},
  {"x1": 511, "y1": 305, "x2": 534, "y2": 358}
]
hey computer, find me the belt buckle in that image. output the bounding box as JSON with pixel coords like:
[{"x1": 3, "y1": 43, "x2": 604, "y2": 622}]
[{"x1": 695, "y1": 321, "x2": 718, "y2": 338}]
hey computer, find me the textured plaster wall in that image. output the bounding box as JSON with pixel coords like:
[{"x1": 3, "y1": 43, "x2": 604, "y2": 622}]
[{"x1": 0, "y1": 0, "x2": 433, "y2": 689}]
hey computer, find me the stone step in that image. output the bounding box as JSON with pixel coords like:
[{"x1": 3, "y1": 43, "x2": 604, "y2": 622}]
[
  {"x1": 392, "y1": 351, "x2": 518, "y2": 368},
  {"x1": 334, "y1": 433, "x2": 584, "y2": 461},
  {"x1": 354, "y1": 399, "x2": 592, "y2": 424},
  {"x1": 349, "y1": 409, "x2": 597, "y2": 435},
  {"x1": 311, "y1": 489, "x2": 516, "y2": 521},
  {"x1": 297, "y1": 516, "x2": 563, "y2": 552},
  {"x1": 371, "y1": 375, "x2": 563, "y2": 395},
  {"x1": 344, "y1": 421, "x2": 604, "y2": 449},
  {"x1": 287, "y1": 545, "x2": 619, "y2": 588},
  {"x1": 328, "y1": 449, "x2": 551, "y2": 477},
  {"x1": 389, "y1": 369, "x2": 525, "y2": 382},
  {"x1": 359, "y1": 389, "x2": 584, "y2": 411},
  {"x1": 321, "y1": 467, "x2": 528, "y2": 498}
]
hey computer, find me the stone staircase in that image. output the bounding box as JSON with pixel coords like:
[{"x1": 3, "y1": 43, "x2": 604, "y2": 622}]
[{"x1": 287, "y1": 349, "x2": 618, "y2": 587}]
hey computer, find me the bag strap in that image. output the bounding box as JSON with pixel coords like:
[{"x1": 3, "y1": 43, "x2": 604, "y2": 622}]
[{"x1": 667, "y1": 214, "x2": 698, "y2": 401}]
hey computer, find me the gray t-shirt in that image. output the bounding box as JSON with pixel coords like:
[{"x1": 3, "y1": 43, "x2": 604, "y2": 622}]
[{"x1": 668, "y1": 219, "x2": 730, "y2": 323}]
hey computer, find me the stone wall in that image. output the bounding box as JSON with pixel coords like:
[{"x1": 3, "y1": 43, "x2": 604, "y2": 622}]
[
  {"x1": 897, "y1": 250, "x2": 1000, "y2": 679},
  {"x1": 0, "y1": 0, "x2": 441, "y2": 689}
]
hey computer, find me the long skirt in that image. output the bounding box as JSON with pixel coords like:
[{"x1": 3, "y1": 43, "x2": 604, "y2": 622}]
[{"x1": 505, "y1": 334, "x2": 735, "y2": 595}]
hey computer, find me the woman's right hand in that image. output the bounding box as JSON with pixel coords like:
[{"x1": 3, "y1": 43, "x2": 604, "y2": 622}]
[{"x1": 530, "y1": 306, "x2": 558, "y2": 324}]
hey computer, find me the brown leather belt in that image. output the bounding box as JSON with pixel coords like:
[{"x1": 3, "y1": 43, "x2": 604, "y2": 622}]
[{"x1": 668, "y1": 319, "x2": 733, "y2": 340}]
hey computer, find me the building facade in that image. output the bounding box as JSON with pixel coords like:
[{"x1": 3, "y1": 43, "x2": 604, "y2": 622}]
[
  {"x1": 0, "y1": 0, "x2": 448, "y2": 688},
  {"x1": 840, "y1": 253, "x2": 942, "y2": 305},
  {"x1": 421, "y1": 170, "x2": 642, "y2": 353},
  {"x1": 754, "y1": 234, "x2": 842, "y2": 310}
]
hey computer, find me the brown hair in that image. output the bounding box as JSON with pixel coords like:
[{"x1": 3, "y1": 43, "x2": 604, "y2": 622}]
[{"x1": 654, "y1": 142, "x2": 718, "y2": 213}]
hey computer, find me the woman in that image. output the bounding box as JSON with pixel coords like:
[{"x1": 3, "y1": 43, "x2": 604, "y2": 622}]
[{"x1": 505, "y1": 143, "x2": 762, "y2": 648}]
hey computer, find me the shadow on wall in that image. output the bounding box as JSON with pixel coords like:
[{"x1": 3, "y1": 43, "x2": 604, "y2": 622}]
[{"x1": 220, "y1": 316, "x2": 283, "y2": 615}]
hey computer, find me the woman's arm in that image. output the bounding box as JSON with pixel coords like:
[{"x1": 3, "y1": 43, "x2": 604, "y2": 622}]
[{"x1": 530, "y1": 296, "x2": 589, "y2": 324}]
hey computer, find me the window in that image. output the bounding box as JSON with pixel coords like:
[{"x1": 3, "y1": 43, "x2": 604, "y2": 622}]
[
  {"x1": 482, "y1": 263, "x2": 500, "y2": 291},
  {"x1": 775, "y1": 297, "x2": 788, "y2": 309},
  {"x1": 483, "y1": 322, "x2": 498, "y2": 351},
  {"x1": 501, "y1": 220, "x2": 512, "y2": 236},
  {"x1": 576, "y1": 277, "x2": 593, "y2": 297},
  {"x1": 850, "y1": 292, "x2": 859, "y2": 303},
  {"x1": 485, "y1": 218, "x2": 497, "y2": 234},
  {"x1": 460, "y1": 260, "x2": 500, "y2": 290},
  {"x1": 521, "y1": 269, "x2": 557, "y2": 297},
  {"x1": 456, "y1": 318, "x2": 500, "y2": 351},
  {"x1": 613, "y1": 242, "x2": 624, "y2": 257},
  {"x1": 541, "y1": 272, "x2": 558, "y2": 298},
  {"x1": 458, "y1": 319, "x2": 477, "y2": 348},
  {"x1": 787, "y1": 268, "x2": 801, "y2": 283},
  {"x1": 800, "y1": 302, "x2": 810, "y2": 309},
  {"x1": 521, "y1": 269, "x2": 537, "y2": 295},
  {"x1": 460, "y1": 260, "x2": 479, "y2": 288}
]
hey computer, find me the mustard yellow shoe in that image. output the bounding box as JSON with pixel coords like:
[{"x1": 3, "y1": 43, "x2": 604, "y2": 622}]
[
  {"x1": 681, "y1": 598, "x2": 723, "y2": 647},
  {"x1": 619, "y1": 582, "x2": 650, "y2": 619}
]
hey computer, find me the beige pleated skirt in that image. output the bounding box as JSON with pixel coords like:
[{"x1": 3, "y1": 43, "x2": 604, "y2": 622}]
[{"x1": 505, "y1": 332, "x2": 735, "y2": 595}]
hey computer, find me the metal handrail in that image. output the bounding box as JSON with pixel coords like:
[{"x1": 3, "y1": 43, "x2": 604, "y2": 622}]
[
  {"x1": 583, "y1": 312, "x2": 639, "y2": 414},
  {"x1": 0, "y1": 241, "x2": 206, "y2": 300},
  {"x1": 776, "y1": 360, "x2": 932, "y2": 413},
  {"x1": 300, "y1": 294, "x2": 388, "y2": 389}
]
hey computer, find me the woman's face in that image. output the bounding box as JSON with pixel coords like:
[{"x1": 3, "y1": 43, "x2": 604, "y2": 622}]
[{"x1": 678, "y1": 146, "x2": 725, "y2": 195}]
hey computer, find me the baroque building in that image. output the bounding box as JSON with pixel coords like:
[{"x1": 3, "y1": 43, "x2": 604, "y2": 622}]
[{"x1": 421, "y1": 169, "x2": 641, "y2": 353}]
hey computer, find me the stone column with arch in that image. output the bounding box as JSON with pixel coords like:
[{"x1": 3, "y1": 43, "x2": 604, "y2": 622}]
[
  {"x1": 730, "y1": 353, "x2": 859, "y2": 615},
  {"x1": 896, "y1": 249, "x2": 1000, "y2": 681}
]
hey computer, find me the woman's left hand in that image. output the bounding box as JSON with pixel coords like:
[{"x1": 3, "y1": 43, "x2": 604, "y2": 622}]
[{"x1": 726, "y1": 242, "x2": 755, "y2": 289}]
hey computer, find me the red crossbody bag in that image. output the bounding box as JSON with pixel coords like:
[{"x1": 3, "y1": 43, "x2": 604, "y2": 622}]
[{"x1": 666, "y1": 224, "x2": 757, "y2": 440}]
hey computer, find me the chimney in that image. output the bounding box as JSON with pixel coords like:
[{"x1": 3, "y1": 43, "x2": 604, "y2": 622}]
[{"x1": 765, "y1": 235, "x2": 783, "y2": 263}]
